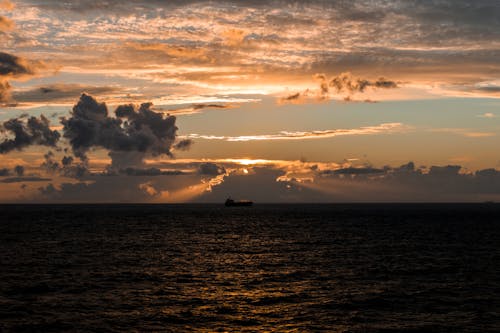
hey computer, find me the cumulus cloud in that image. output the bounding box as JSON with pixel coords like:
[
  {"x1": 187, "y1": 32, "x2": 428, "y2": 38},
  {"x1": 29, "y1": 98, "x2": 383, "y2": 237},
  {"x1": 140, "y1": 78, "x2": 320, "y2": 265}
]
[
  {"x1": 61, "y1": 94, "x2": 190, "y2": 167},
  {"x1": 0, "y1": 115, "x2": 60, "y2": 154},
  {"x1": 40, "y1": 150, "x2": 88, "y2": 178},
  {"x1": 138, "y1": 181, "x2": 160, "y2": 197}
]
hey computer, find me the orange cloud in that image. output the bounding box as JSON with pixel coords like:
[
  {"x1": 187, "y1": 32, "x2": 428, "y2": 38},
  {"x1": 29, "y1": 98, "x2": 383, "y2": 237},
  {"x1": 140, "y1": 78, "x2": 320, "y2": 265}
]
[{"x1": 184, "y1": 123, "x2": 407, "y2": 142}]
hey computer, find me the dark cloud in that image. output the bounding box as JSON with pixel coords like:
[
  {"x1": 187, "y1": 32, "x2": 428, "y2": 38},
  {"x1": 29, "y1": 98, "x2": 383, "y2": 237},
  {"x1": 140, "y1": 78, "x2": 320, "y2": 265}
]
[
  {"x1": 35, "y1": 171, "x2": 201, "y2": 203},
  {"x1": 196, "y1": 167, "x2": 298, "y2": 203},
  {"x1": 12, "y1": 84, "x2": 119, "y2": 103},
  {"x1": 281, "y1": 73, "x2": 398, "y2": 104},
  {"x1": 119, "y1": 167, "x2": 185, "y2": 176},
  {"x1": 192, "y1": 103, "x2": 231, "y2": 110},
  {"x1": 0, "y1": 167, "x2": 9, "y2": 176},
  {"x1": 0, "y1": 115, "x2": 60, "y2": 154},
  {"x1": 321, "y1": 166, "x2": 385, "y2": 175},
  {"x1": 14, "y1": 165, "x2": 24, "y2": 176},
  {"x1": 0, "y1": 52, "x2": 36, "y2": 77},
  {"x1": 282, "y1": 92, "x2": 301, "y2": 101},
  {"x1": 198, "y1": 162, "x2": 226, "y2": 175},
  {"x1": 428, "y1": 165, "x2": 461, "y2": 177},
  {"x1": 325, "y1": 72, "x2": 398, "y2": 95},
  {"x1": 173, "y1": 139, "x2": 193, "y2": 151},
  {"x1": 163, "y1": 103, "x2": 233, "y2": 115},
  {"x1": 61, "y1": 155, "x2": 73, "y2": 166},
  {"x1": 40, "y1": 150, "x2": 60, "y2": 173},
  {"x1": 1, "y1": 176, "x2": 51, "y2": 183},
  {"x1": 41, "y1": 150, "x2": 88, "y2": 178},
  {"x1": 190, "y1": 160, "x2": 500, "y2": 203},
  {"x1": 62, "y1": 94, "x2": 188, "y2": 166},
  {"x1": 0, "y1": 52, "x2": 43, "y2": 104}
]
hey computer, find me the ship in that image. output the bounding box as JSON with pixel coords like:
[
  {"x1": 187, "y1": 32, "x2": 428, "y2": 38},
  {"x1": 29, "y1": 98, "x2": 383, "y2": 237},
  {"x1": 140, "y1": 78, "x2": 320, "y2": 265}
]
[{"x1": 225, "y1": 197, "x2": 253, "y2": 207}]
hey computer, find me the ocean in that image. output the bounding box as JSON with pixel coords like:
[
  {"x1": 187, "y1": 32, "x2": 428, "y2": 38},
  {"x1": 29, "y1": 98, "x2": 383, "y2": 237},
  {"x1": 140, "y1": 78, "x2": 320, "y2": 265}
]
[{"x1": 1, "y1": 204, "x2": 499, "y2": 332}]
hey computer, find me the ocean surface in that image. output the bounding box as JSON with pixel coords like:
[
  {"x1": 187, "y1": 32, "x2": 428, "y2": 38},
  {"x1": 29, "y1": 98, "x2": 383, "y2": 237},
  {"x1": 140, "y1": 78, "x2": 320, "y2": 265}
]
[{"x1": 1, "y1": 204, "x2": 499, "y2": 332}]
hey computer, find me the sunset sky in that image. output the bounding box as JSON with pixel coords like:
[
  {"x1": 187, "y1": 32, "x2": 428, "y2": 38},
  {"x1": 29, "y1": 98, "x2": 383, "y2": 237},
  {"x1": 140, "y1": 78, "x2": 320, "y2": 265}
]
[{"x1": 1, "y1": 0, "x2": 499, "y2": 202}]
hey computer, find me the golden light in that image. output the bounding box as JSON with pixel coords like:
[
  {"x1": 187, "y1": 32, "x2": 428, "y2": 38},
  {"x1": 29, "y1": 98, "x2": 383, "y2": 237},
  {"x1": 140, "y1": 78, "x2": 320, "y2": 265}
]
[{"x1": 226, "y1": 158, "x2": 271, "y2": 165}]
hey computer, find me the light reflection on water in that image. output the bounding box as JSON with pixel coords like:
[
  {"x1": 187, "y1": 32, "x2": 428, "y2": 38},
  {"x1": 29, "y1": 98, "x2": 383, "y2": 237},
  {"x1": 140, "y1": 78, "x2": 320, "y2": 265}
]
[{"x1": 1, "y1": 204, "x2": 499, "y2": 332}]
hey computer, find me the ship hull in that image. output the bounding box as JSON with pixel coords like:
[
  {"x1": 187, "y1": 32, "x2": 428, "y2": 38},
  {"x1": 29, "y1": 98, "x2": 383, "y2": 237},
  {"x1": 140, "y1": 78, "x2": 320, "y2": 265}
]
[{"x1": 225, "y1": 200, "x2": 253, "y2": 207}]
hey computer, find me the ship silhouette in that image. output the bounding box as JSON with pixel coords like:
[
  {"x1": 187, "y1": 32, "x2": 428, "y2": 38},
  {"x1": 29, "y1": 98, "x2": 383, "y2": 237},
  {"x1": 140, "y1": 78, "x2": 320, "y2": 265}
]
[{"x1": 225, "y1": 197, "x2": 253, "y2": 207}]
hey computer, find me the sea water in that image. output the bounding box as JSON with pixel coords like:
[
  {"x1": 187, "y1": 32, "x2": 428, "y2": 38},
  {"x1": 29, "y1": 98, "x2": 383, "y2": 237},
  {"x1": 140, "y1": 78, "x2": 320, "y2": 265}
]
[{"x1": 1, "y1": 204, "x2": 499, "y2": 332}]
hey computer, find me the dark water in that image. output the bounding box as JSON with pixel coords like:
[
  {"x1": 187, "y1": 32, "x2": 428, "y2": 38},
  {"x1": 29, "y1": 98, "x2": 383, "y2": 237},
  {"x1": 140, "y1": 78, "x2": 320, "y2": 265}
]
[{"x1": 1, "y1": 204, "x2": 500, "y2": 332}]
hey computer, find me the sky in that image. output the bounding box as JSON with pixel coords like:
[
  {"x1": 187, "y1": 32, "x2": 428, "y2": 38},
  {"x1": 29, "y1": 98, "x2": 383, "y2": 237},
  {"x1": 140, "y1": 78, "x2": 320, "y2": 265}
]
[{"x1": 0, "y1": 0, "x2": 499, "y2": 203}]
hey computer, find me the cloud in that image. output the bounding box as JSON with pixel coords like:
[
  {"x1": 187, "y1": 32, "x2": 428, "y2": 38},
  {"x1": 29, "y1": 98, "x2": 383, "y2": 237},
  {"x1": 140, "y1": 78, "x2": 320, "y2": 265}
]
[
  {"x1": 430, "y1": 127, "x2": 497, "y2": 138},
  {"x1": 61, "y1": 94, "x2": 190, "y2": 166},
  {"x1": 124, "y1": 42, "x2": 211, "y2": 63},
  {"x1": 0, "y1": 115, "x2": 60, "y2": 154},
  {"x1": 8, "y1": 0, "x2": 499, "y2": 102},
  {"x1": 0, "y1": 80, "x2": 10, "y2": 103},
  {"x1": 282, "y1": 92, "x2": 301, "y2": 101},
  {"x1": 35, "y1": 171, "x2": 207, "y2": 203},
  {"x1": 0, "y1": 52, "x2": 44, "y2": 103},
  {"x1": 323, "y1": 72, "x2": 398, "y2": 95},
  {"x1": 1, "y1": 176, "x2": 51, "y2": 183},
  {"x1": 196, "y1": 160, "x2": 500, "y2": 203},
  {"x1": 173, "y1": 139, "x2": 193, "y2": 151},
  {"x1": 0, "y1": 52, "x2": 37, "y2": 77},
  {"x1": 118, "y1": 167, "x2": 185, "y2": 176},
  {"x1": 185, "y1": 122, "x2": 406, "y2": 142},
  {"x1": 14, "y1": 164, "x2": 24, "y2": 176},
  {"x1": 0, "y1": 15, "x2": 13, "y2": 31},
  {"x1": 138, "y1": 181, "x2": 160, "y2": 197},
  {"x1": 39, "y1": 150, "x2": 88, "y2": 178},
  {"x1": 279, "y1": 73, "x2": 398, "y2": 104},
  {"x1": 478, "y1": 113, "x2": 496, "y2": 118},
  {"x1": 321, "y1": 166, "x2": 385, "y2": 175},
  {"x1": 0, "y1": 165, "x2": 26, "y2": 177},
  {"x1": 198, "y1": 162, "x2": 226, "y2": 175},
  {"x1": 277, "y1": 91, "x2": 314, "y2": 104},
  {"x1": 0, "y1": 0, "x2": 14, "y2": 10},
  {"x1": 161, "y1": 103, "x2": 235, "y2": 116},
  {"x1": 12, "y1": 84, "x2": 119, "y2": 104},
  {"x1": 8, "y1": 156, "x2": 500, "y2": 202}
]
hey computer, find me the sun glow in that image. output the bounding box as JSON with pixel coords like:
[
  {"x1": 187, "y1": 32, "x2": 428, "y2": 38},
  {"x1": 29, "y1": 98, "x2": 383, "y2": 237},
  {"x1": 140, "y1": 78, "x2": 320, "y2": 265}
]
[{"x1": 224, "y1": 158, "x2": 274, "y2": 165}]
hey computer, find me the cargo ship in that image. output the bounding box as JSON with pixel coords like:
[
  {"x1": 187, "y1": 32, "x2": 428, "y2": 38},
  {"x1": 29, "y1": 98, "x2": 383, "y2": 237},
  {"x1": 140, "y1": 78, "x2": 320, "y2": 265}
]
[{"x1": 225, "y1": 198, "x2": 253, "y2": 207}]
